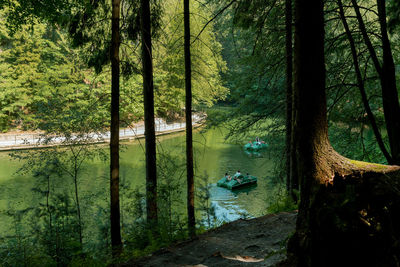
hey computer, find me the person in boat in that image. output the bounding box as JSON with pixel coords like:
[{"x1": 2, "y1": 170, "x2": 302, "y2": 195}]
[
  {"x1": 255, "y1": 137, "x2": 261, "y2": 145},
  {"x1": 225, "y1": 172, "x2": 232, "y2": 181},
  {"x1": 232, "y1": 170, "x2": 242, "y2": 183},
  {"x1": 234, "y1": 176, "x2": 242, "y2": 184}
]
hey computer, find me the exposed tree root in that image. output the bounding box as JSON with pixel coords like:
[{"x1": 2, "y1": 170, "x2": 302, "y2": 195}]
[{"x1": 288, "y1": 154, "x2": 400, "y2": 267}]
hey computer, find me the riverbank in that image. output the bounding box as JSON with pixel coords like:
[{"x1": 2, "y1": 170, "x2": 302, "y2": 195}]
[
  {"x1": 0, "y1": 114, "x2": 204, "y2": 151},
  {"x1": 121, "y1": 211, "x2": 297, "y2": 267},
  {"x1": 0, "y1": 125, "x2": 282, "y2": 266}
]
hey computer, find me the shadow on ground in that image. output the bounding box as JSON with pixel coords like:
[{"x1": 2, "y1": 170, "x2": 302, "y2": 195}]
[{"x1": 121, "y1": 211, "x2": 297, "y2": 267}]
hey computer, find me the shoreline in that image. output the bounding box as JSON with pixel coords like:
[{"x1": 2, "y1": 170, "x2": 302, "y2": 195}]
[{"x1": 0, "y1": 114, "x2": 204, "y2": 151}]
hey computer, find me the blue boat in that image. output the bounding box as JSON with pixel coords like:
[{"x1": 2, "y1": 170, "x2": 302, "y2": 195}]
[
  {"x1": 244, "y1": 141, "x2": 268, "y2": 151},
  {"x1": 217, "y1": 173, "x2": 257, "y2": 190}
]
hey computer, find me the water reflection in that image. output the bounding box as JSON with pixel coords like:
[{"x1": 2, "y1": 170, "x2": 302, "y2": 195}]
[
  {"x1": 244, "y1": 150, "x2": 263, "y2": 158},
  {"x1": 0, "y1": 128, "x2": 275, "y2": 235},
  {"x1": 209, "y1": 183, "x2": 259, "y2": 222}
]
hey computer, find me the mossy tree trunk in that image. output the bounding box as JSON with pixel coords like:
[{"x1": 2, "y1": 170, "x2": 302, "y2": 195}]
[{"x1": 287, "y1": 0, "x2": 400, "y2": 265}]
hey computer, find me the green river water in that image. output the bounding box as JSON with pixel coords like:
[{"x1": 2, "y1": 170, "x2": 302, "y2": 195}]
[{"x1": 0, "y1": 128, "x2": 277, "y2": 239}]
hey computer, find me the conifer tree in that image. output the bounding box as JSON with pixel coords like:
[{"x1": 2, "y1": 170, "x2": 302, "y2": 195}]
[
  {"x1": 110, "y1": 0, "x2": 122, "y2": 256},
  {"x1": 184, "y1": 0, "x2": 195, "y2": 238},
  {"x1": 288, "y1": 0, "x2": 400, "y2": 265},
  {"x1": 140, "y1": 0, "x2": 158, "y2": 233}
]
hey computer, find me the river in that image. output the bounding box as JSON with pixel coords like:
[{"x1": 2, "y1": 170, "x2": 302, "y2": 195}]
[{"x1": 0, "y1": 127, "x2": 278, "y2": 242}]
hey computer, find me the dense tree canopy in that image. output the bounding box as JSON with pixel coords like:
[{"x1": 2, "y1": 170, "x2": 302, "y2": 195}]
[
  {"x1": 0, "y1": 1, "x2": 227, "y2": 132},
  {"x1": 0, "y1": 16, "x2": 109, "y2": 132}
]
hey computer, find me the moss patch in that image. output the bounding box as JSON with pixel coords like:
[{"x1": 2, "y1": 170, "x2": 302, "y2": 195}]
[{"x1": 349, "y1": 159, "x2": 391, "y2": 172}]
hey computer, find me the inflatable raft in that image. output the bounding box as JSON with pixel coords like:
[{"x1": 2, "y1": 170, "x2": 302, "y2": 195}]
[{"x1": 217, "y1": 174, "x2": 257, "y2": 190}]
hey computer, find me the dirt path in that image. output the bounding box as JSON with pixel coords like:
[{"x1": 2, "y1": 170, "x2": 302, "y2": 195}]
[{"x1": 122, "y1": 211, "x2": 297, "y2": 267}]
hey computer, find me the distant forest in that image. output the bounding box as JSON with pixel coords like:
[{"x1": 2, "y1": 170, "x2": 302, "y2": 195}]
[{"x1": 0, "y1": 1, "x2": 227, "y2": 132}]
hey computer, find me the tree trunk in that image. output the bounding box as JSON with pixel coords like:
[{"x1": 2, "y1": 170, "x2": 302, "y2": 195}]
[
  {"x1": 376, "y1": 0, "x2": 400, "y2": 164},
  {"x1": 337, "y1": 0, "x2": 392, "y2": 164},
  {"x1": 110, "y1": 0, "x2": 122, "y2": 256},
  {"x1": 285, "y1": 0, "x2": 292, "y2": 193},
  {"x1": 285, "y1": 0, "x2": 298, "y2": 201},
  {"x1": 285, "y1": 0, "x2": 400, "y2": 266},
  {"x1": 184, "y1": 0, "x2": 196, "y2": 238},
  {"x1": 352, "y1": 0, "x2": 400, "y2": 165},
  {"x1": 141, "y1": 0, "x2": 158, "y2": 232},
  {"x1": 74, "y1": 166, "x2": 83, "y2": 247}
]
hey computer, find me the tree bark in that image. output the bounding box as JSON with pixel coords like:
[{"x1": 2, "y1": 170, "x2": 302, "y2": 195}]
[
  {"x1": 285, "y1": 0, "x2": 292, "y2": 193},
  {"x1": 74, "y1": 165, "x2": 83, "y2": 247},
  {"x1": 285, "y1": 0, "x2": 400, "y2": 265},
  {"x1": 352, "y1": 0, "x2": 400, "y2": 165},
  {"x1": 184, "y1": 0, "x2": 196, "y2": 238},
  {"x1": 293, "y1": 0, "x2": 328, "y2": 233},
  {"x1": 337, "y1": 0, "x2": 392, "y2": 164},
  {"x1": 141, "y1": 0, "x2": 158, "y2": 232},
  {"x1": 285, "y1": 0, "x2": 298, "y2": 201},
  {"x1": 376, "y1": 0, "x2": 400, "y2": 164},
  {"x1": 110, "y1": 0, "x2": 122, "y2": 256}
]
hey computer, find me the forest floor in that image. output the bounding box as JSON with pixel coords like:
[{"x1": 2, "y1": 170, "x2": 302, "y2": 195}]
[{"x1": 121, "y1": 211, "x2": 297, "y2": 267}]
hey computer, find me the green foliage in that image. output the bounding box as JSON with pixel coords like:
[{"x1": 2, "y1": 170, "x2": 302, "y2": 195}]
[
  {"x1": 329, "y1": 123, "x2": 388, "y2": 164},
  {"x1": 0, "y1": 192, "x2": 86, "y2": 267},
  {"x1": 266, "y1": 184, "x2": 298, "y2": 214},
  {"x1": 388, "y1": 0, "x2": 400, "y2": 33},
  {"x1": 203, "y1": 1, "x2": 288, "y2": 169},
  {"x1": 30, "y1": 193, "x2": 83, "y2": 266},
  {"x1": 6, "y1": 0, "x2": 400, "y2": 264},
  {"x1": 0, "y1": 210, "x2": 37, "y2": 267},
  {"x1": 323, "y1": 0, "x2": 391, "y2": 163},
  {"x1": 0, "y1": 0, "x2": 228, "y2": 132},
  {"x1": 119, "y1": 152, "x2": 187, "y2": 256},
  {"x1": 211, "y1": 0, "x2": 398, "y2": 166},
  {"x1": 156, "y1": 152, "x2": 187, "y2": 241},
  {"x1": 153, "y1": 0, "x2": 228, "y2": 119},
  {"x1": 0, "y1": 12, "x2": 110, "y2": 132},
  {"x1": 220, "y1": 0, "x2": 286, "y2": 112},
  {"x1": 0, "y1": 0, "x2": 75, "y2": 34},
  {"x1": 4, "y1": 97, "x2": 110, "y2": 264},
  {"x1": 196, "y1": 171, "x2": 219, "y2": 228}
]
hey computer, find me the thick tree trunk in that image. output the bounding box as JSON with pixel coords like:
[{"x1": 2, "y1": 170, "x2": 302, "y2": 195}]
[
  {"x1": 293, "y1": 0, "x2": 328, "y2": 235},
  {"x1": 285, "y1": 0, "x2": 400, "y2": 266},
  {"x1": 141, "y1": 0, "x2": 158, "y2": 231},
  {"x1": 184, "y1": 0, "x2": 196, "y2": 238},
  {"x1": 337, "y1": 0, "x2": 392, "y2": 164},
  {"x1": 352, "y1": 0, "x2": 400, "y2": 165},
  {"x1": 110, "y1": 0, "x2": 122, "y2": 256}
]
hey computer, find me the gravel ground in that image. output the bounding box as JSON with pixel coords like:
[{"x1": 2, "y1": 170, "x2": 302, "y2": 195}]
[{"x1": 121, "y1": 211, "x2": 297, "y2": 267}]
